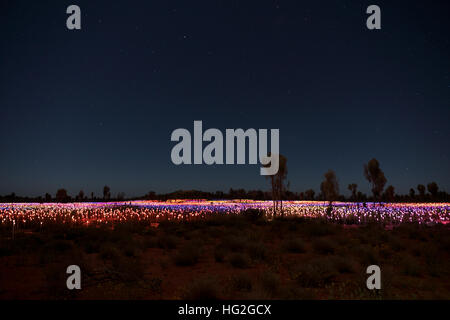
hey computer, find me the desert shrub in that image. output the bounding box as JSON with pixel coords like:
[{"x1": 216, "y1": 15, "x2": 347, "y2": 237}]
[
  {"x1": 50, "y1": 239, "x2": 74, "y2": 253},
  {"x1": 224, "y1": 235, "x2": 247, "y2": 252},
  {"x1": 402, "y1": 224, "x2": 428, "y2": 242},
  {"x1": 100, "y1": 244, "x2": 121, "y2": 260},
  {"x1": 294, "y1": 257, "x2": 337, "y2": 288},
  {"x1": 214, "y1": 244, "x2": 227, "y2": 263},
  {"x1": 426, "y1": 252, "x2": 448, "y2": 278},
  {"x1": 279, "y1": 286, "x2": 316, "y2": 300},
  {"x1": 143, "y1": 227, "x2": 157, "y2": 237},
  {"x1": 410, "y1": 243, "x2": 428, "y2": 257},
  {"x1": 229, "y1": 253, "x2": 251, "y2": 269},
  {"x1": 332, "y1": 256, "x2": 355, "y2": 273},
  {"x1": 183, "y1": 277, "x2": 221, "y2": 300},
  {"x1": 361, "y1": 226, "x2": 391, "y2": 246},
  {"x1": 241, "y1": 209, "x2": 265, "y2": 222},
  {"x1": 284, "y1": 238, "x2": 306, "y2": 253},
  {"x1": 287, "y1": 222, "x2": 298, "y2": 232},
  {"x1": 389, "y1": 236, "x2": 406, "y2": 252},
  {"x1": 312, "y1": 238, "x2": 335, "y2": 255},
  {"x1": 79, "y1": 239, "x2": 101, "y2": 254},
  {"x1": 144, "y1": 237, "x2": 158, "y2": 248},
  {"x1": 230, "y1": 273, "x2": 253, "y2": 292},
  {"x1": 39, "y1": 239, "x2": 76, "y2": 264},
  {"x1": 393, "y1": 223, "x2": 421, "y2": 239},
  {"x1": 247, "y1": 242, "x2": 267, "y2": 261},
  {"x1": 173, "y1": 245, "x2": 201, "y2": 266},
  {"x1": 205, "y1": 226, "x2": 224, "y2": 239},
  {"x1": 0, "y1": 240, "x2": 13, "y2": 257},
  {"x1": 333, "y1": 233, "x2": 353, "y2": 247},
  {"x1": 353, "y1": 244, "x2": 380, "y2": 265},
  {"x1": 146, "y1": 277, "x2": 163, "y2": 294},
  {"x1": 259, "y1": 272, "x2": 281, "y2": 297},
  {"x1": 159, "y1": 256, "x2": 170, "y2": 269},
  {"x1": 122, "y1": 244, "x2": 141, "y2": 258},
  {"x1": 379, "y1": 245, "x2": 393, "y2": 259},
  {"x1": 157, "y1": 235, "x2": 178, "y2": 250},
  {"x1": 302, "y1": 220, "x2": 337, "y2": 237},
  {"x1": 111, "y1": 256, "x2": 145, "y2": 283},
  {"x1": 438, "y1": 234, "x2": 450, "y2": 252},
  {"x1": 400, "y1": 255, "x2": 424, "y2": 277}
]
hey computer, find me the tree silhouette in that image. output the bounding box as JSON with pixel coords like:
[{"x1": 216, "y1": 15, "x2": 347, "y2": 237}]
[
  {"x1": 304, "y1": 189, "x2": 315, "y2": 200},
  {"x1": 320, "y1": 170, "x2": 339, "y2": 216},
  {"x1": 427, "y1": 182, "x2": 439, "y2": 199},
  {"x1": 364, "y1": 158, "x2": 387, "y2": 202},
  {"x1": 77, "y1": 190, "x2": 85, "y2": 201},
  {"x1": 45, "y1": 193, "x2": 52, "y2": 202},
  {"x1": 56, "y1": 189, "x2": 68, "y2": 202},
  {"x1": 409, "y1": 188, "x2": 416, "y2": 200},
  {"x1": 384, "y1": 185, "x2": 395, "y2": 202},
  {"x1": 264, "y1": 154, "x2": 287, "y2": 217},
  {"x1": 348, "y1": 183, "x2": 358, "y2": 201},
  {"x1": 103, "y1": 185, "x2": 111, "y2": 200},
  {"x1": 417, "y1": 184, "x2": 426, "y2": 200}
]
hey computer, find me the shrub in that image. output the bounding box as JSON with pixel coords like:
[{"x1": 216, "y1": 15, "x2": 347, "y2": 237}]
[
  {"x1": 294, "y1": 257, "x2": 337, "y2": 288},
  {"x1": 173, "y1": 245, "x2": 201, "y2": 266},
  {"x1": 183, "y1": 277, "x2": 221, "y2": 300},
  {"x1": 241, "y1": 209, "x2": 265, "y2": 222},
  {"x1": 353, "y1": 245, "x2": 380, "y2": 265},
  {"x1": 247, "y1": 242, "x2": 267, "y2": 261},
  {"x1": 111, "y1": 256, "x2": 145, "y2": 283},
  {"x1": 332, "y1": 256, "x2": 355, "y2": 273},
  {"x1": 230, "y1": 273, "x2": 253, "y2": 292},
  {"x1": 259, "y1": 272, "x2": 281, "y2": 297},
  {"x1": 284, "y1": 238, "x2": 306, "y2": 253},
  {"x1": 229, "y1": 253, "x2": 251, "y2": 269},
  {"x1": 144, "y1": 237, "x2": 158, "y2": 248},
  {"x1": 312, "y1": 238, "x2": 335, "y2": 255},
  {"x1": 157, "y1": 235, "x2": 178, "y2": 250},
  {"x1": 146, "y1": 277, "x2": 163, "y2": 294},
  {"x1": 400, "y1": 255, "x2": 423, "y2": 277},
  {"x1": 302, "y1": 220, "x2": 336, "y2": 237},
  {"x1": 214, "y1": 244, "x2": 227, "y2": 263},
  {"x1": 389, "y1": 236, "x2": 406, "y2": 252},
  {"x1": 100, "y1": 244, "x2": 121, "y2": 260},
  {"x1": 225, "y1": 236, "x2": 247, "y2": 252}
]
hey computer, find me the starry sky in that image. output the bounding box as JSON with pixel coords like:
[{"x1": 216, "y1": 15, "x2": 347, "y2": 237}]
[{"x1": 1, "y1": 0, "x2": 449, "y2": 198}]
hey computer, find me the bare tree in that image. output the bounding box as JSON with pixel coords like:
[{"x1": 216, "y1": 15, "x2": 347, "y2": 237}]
[
  {"x1": 364, "y1": 158, "x2": 387, "y2": 202},
  {"x1": 320, "y1": 170, "x2": 339, "y2": 217},
  {"x1": 264, "y1": 154, "x2": 288, "y2": 217}
]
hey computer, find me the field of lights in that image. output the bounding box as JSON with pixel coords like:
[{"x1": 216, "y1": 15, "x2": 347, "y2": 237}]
[{"x1": 1, "y1": 200, "x2": 449, "y2": 228}]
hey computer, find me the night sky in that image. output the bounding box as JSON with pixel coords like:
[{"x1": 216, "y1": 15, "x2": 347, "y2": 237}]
[{"x1": 1, "y1": 0, "x2": 449, "y2": 198}]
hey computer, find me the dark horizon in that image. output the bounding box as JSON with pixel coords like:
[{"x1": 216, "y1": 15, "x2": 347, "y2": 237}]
[{"x1": 1, "y1": 0, "x2": 449, "y2": 198}]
